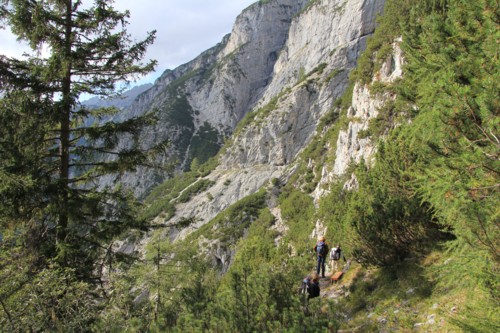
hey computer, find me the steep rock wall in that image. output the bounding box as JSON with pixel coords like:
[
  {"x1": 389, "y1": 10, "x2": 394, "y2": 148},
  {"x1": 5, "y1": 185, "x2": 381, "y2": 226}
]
[
  {"x1": 111, "y1": 0, "x2": 308, "y2": 197},
  {"x1": 159, "y1": 0, "x2": 387, "y2": 243},
  {"x1": 188, "y1": 0, "x2": 309, "y2": 131},
  {"x1": 312, "y1": 39, "x2": 404, "y2": 203},
  {"x1": 123, "y1": 1, "x2": 392, "y2": 272},
  {"x1": 220, "y1": 0, "x2": 385, "y2": 169}
]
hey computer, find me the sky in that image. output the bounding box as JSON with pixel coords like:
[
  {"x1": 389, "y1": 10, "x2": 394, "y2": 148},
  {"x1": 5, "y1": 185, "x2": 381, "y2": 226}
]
[{"x1": 0, "y1": 0, "x2": 257, "y2": 85}]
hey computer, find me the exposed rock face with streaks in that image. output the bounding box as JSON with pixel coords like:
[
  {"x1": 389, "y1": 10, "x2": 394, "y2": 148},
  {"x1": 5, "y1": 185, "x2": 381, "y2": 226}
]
[
  {"x1": 112, "y1": 0, "x2": 392, "y2": 271},
  {"x1": 110, "y1": 0, "x2": 308, "y2": 197},
  {"x1": 312, "y1": 40, "x2": 403, "y2": 204},
  {"x1": 220, "y1": 0, "x2": 386, "y2": 169}
]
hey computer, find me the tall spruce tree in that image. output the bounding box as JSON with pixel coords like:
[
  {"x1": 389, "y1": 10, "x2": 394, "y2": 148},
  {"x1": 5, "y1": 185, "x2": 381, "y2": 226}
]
[{"x1": 0, "y1": 0, "x2": 157, "y2": 278}]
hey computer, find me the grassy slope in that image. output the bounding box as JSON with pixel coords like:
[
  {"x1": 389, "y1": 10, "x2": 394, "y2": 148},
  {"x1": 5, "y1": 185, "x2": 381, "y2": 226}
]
[{"x1": 317, "y1": 250, "x2": 492, "y2": 332}]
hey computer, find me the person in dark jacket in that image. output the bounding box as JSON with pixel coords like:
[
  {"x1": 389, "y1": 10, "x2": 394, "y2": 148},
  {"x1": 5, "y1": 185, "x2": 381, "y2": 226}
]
[
  {"x1": 306, "y1": 273, "x2": 320, "y2": 299},
  {"x1": 313, "y1": 235, "x2": 329, "y2": 278}
]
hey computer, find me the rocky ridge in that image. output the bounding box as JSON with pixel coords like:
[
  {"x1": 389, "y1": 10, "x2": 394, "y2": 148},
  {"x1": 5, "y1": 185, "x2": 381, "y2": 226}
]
[
  {"x1": 125, "y1": 0, "x2": 391, "y2": 269},
  {"x1": 166, "y1": 0, "x2": 387, "y2": 238},
  {"x1": 111, "y1": 0, "x2": 308, "y2": 196}
]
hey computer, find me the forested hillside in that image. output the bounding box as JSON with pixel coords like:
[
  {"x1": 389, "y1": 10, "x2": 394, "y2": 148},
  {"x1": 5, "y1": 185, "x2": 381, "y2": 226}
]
[{"x1": 1, "y1": 0, "x2": 498, "y2": 332}]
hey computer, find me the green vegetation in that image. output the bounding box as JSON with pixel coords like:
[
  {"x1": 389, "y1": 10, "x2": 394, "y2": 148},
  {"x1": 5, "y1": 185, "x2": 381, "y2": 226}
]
[
  {"x1": 188, "y1": 122, "x2": 222, "y2": 166},
  {"x1": 232, "y1": 87, "x2": 291, "y2": 137},
  {"x1": 159, "y1": 87, "x2": 195, "y2": 157},
  {"x1": 176, "y1": 179, "x2": 215, "y2": 203},
  {"x1": 0, "y1": 0, "x2": 157, "y2": 330},
  {"x1": 157, "y1": 67, "x2": 224, "y2": 172},
  {"x1": 297, "y1": 67, "x2": 306, "y2": 84},
  {"x1": 144, "y1": 172, "x2": 199, "y2": 205},
  {"x1": 299, "y1": 0, "x2": 322, "y2": 15},
  {"x1": 161, "y1": 92, "x2": 194, "y2": 129},
  {"x1": 324, "y1": 68, "x2": 343, "y2": 84},
  {"x1": 323, "y1": 1, "x2": 499, "y2": 330},
  {"x1": 296, "y1": 63, "x2": 329, "y2": 86},
  {"x1": 141, "y1": 167, "x2": 217, "y2": 220},
  {"x1": 232, "y1": 98, "x2": 276, "y2": 136},
  {"x1": 279, "y1": 188, "x2": 316, "y2": 250},
  {"x1": 193, "y1": 189, "x2": 268, "y2": 245},
  {"x1": 1, "y1": 0, "x2": 157, "y2": 259},
  {"x1": 350, "y1": 0, "x2": 413, "y2": 85},
  {"x1": 140, "y1": 197, "x2": 176, "y2": 222},
  {"x1": 312, "y1": 62, "x2": 328, "y2": 75}
]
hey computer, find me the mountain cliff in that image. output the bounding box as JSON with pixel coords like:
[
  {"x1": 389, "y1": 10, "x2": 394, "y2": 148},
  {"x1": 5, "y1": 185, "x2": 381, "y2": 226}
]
[
  {"x1": 162, "y1": 0, "x2": 387, "y2": 240},
  {"x1": 108, "y1": 0, "x2": 390, "y2": 265},
  {"x1": 108, "y1": 0, "x2": 309, "y2": 196},
  {"x1": 109, "y1": 0, "x2": 388, "y2": 199}
]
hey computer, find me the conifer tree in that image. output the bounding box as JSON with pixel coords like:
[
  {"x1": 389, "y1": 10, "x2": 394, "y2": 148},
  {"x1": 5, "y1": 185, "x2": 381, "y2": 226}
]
[
  {"x1": 401, "y1": 0, "x2": 499, "y2": 261},
  {"x1": 0, "y1": 0, "x2": 157, "y2": 277}
]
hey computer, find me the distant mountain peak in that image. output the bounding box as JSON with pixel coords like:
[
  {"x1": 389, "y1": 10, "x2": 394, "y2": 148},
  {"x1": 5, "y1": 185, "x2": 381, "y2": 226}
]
[{"x1": 82, "y1": 83, "x2": 153, "y2": 109}]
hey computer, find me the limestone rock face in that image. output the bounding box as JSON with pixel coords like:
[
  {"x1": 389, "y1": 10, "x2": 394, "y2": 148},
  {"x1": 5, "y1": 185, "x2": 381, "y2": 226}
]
[
  {"x1": 108, "y1": 0, "x2": 388, "y2": 198},
  {"x1": 332, "y1": 82, "x2": 382, "y2": 176},
  {"x1": 220, "y1": 0, "x2": 386, "y2": 169},
  {"x1": 111, "y1": 0, "x2": 397, "y2": 267},
  {"x1": 163, "y1": 0, "x2": 387, "y2": 244},
  {"x1": 333, "y1": 40, "x2": 403, "y2": 176},
  {"x1": 262, "y1": 0, "x2": 384, "y2": 102},
  {"x1": 312, "y1": 40, "x2": 404, "y2": 203},
  {"x1": 109, "y1": 0, "x2": 308, "y2": 197},
  {"x1": 168, "y1": 166, "x2": 286, "y2": 239}
]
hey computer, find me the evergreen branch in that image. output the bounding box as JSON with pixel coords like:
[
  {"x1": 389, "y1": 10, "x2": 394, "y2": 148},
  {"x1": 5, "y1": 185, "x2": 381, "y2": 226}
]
[
  {"x1": 1, "y1": 292, "x2": 20, "y2": 331},
  {"x1": 482, "y1": 164, "x2": 500, "y2": 175},
  {"x1": 461, "y1": 95, "x2": 500, "y2": 150},
  {"x1": 66, "y1": 175, "x2": 101, "y2": 184},
  {"x1": 472, "y1": 214, "x2": 500, "y2": 261},
  {"x1": 461, "y1": 136, "x2": 499, "y2": 159},
  {"x1": 489, "y1": 127, "x2": 499, "y2": 145},
  {"x1": 71, "y1": 234, "x2": 109, "y2": 251},
  {"x1": 468, "y1": 183, "x2": 500, "y2": 191},
  {"x1": 473, "y1": 122, "x2": 500, "y2": 149},
  {"x1": 68, "y1": 160, "x2": 151, "y2": 169},
  {"x1": 72, "y1": 146, "x2": 122, "y2": 156}
]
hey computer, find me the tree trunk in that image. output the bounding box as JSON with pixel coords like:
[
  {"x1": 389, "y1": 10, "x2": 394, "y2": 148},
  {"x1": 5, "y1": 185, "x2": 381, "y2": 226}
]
[{"x1": 56, "y1": 0, "x2": 73, "y2": 246}]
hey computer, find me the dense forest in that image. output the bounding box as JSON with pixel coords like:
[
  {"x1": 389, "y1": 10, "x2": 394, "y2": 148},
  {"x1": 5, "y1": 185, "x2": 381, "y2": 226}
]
[{"x1": 1, "y1": 0, "x2": 498, "y2": 332}]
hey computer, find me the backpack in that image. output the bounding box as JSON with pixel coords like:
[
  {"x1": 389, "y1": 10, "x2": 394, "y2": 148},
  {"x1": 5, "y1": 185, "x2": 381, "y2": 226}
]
[
  {"x1": 301, "y1": 277, "x2": 311, "y2": 294},
  {"x1": 316, "y1": 241, "x2": 328, "y2": 256},
  {"x1": 307, "y1": 281, "x2": 320, "y2": 298},
  {"x1": 330, "y1": 247, "x2": 340, "y2": 260}
]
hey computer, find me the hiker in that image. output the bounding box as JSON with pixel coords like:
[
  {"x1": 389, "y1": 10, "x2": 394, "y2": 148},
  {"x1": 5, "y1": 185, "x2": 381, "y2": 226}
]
[
  {"x1": 313, "y1": 235, "x2": 329, "y2": 278},
  {"x1": 329, "y1": 244, "x2": 347, "y2": 272},
  {"x1": 304, "y1": 273, "x2": 320, "y2": 299}
]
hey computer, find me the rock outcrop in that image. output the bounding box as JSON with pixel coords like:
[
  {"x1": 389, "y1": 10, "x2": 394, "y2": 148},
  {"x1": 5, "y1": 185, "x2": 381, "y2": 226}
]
[
  {"x1": 151, "y1": 0, "x2": 387, "y2": 238},
  {"x1": 312, "y1": 38, "x2": 403, "y2": 204}
]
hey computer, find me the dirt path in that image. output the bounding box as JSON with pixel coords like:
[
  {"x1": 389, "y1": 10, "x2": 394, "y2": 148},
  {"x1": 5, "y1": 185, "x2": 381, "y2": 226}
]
[{"x1": 319, "y1": 272, "x2": 346, "y2": 299}]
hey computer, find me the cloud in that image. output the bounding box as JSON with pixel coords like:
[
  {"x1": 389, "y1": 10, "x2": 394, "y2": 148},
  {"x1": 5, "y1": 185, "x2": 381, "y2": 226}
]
[{"x1": 0, "y1": 0, "x2": 256, "y2": 83}]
